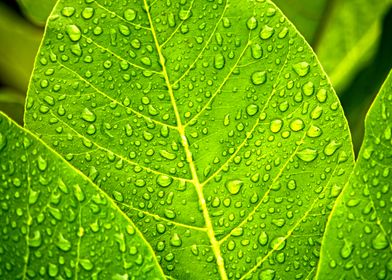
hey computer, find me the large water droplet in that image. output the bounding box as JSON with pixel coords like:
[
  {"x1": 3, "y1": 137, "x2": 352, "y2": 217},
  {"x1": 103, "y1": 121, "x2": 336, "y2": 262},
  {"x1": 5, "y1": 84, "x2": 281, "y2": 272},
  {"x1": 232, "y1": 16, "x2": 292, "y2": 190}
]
[
  {"x1": 297, "y1": 148, "x2": 318, "y2": 162},
  {"x1": 270, "y1": 119, "x2": 283, "y2": 133},
  {"x1": 81, "y1": 108, "x2": 96, "y2": 123},
  {"x1": 156, "y1": 175, "x2": 173, "y2": 187},
  {"x1": 372, "y1": 232, "x2": 388, "y2": 250},
  {"x1": 66, "y1": 25, "x2": 82, "y2": 42},
  {"x1": 214, "y1": 53, "x2": 225, "y2": 69},
  {"x1": 293, "y1": 62, "x2": 310, "y2": 77},
  {"x1": 251, "y1": 71, "x2": 267, "y2": 85},
  {"x1": 225, "y1": 179, "x2": 244, "y2": 194},
  {"x1": 246, "y1": 16, "x2": 258, "y2": 30},
  {"x1": 124, "y1": 9, "x2": 137, "y2": 21},
  {"x1": 259, "y1": 25, "x2": 274, "y2": 39}
]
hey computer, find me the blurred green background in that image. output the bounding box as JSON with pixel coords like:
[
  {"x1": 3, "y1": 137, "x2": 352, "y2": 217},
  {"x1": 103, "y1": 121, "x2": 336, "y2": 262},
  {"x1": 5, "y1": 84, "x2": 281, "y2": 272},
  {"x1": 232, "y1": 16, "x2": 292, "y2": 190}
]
[{"x1": 0, "y1": 0, "x2": 391, "y2": 154}]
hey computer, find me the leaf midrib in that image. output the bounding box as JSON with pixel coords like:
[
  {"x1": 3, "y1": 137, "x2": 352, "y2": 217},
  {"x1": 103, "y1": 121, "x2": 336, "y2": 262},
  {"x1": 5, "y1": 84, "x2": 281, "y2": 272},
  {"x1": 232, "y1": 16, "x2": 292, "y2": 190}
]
[{"x1": 142, "y1": 0, "x2": 228, "y2": 279}]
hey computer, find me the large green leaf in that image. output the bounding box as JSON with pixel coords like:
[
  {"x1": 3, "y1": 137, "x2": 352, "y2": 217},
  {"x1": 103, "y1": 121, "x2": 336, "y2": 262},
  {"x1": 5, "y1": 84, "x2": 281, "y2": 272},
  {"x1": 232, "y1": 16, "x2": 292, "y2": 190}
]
[
  {"x1": 25, "y1": 0, "x2": 355, "y2": 278},
  {"x1": 0, "y1": 112, "x2": 164, "y2": 279},
  {"x1": 17, "y1": 0, "x2": 58, "y2": 26},
  {"x1": 315, "y1": 0, "x2": 392, "y2": 92},
  {"x1": 316, "y1": 70, "x2": 392, "y2": 279},
  {"x1": 272, "y1": 0, "x2": 328, "y2": 43}
]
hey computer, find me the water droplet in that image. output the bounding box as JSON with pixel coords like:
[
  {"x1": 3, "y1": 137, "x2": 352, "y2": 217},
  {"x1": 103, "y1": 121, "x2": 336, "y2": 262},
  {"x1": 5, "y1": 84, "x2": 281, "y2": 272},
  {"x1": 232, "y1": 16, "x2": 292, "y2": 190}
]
[
  {"x1": 156, "y1": 175, "x2": 173, "y2": 187},
  {"x1": 225, "y1": 179, "x2": 243, "y2": 195},
  {"x1": 214, "y1": 53, "x2": 225, "y2": 69},
  {"x1": 251, "y1": 43, "x2": 263, "y2": 59},
  {"x1": 258, "y1": 269, "x2": 276, "y2": 280},
  {"x1": 80, "y1": 259, "x2": 94, "y2": 271},
  {"x1": 258, "y1": 231, "x2": 268, "y2": 246},
  {"x1": 324, "y1": 140, "x2": 342, "y2": 156},
  {"x1": 164, "y1": 209, "x2": 176, "y2": 219},
  {"x1": 340, "y1": 240, "x2": 353, "y2": 259},
  {"x1": 270, "y1": 236, "x2": 286, "y2": 251},
  {"x1": 307, "y1": 125, "x2": 322, "y2": 138},
  {"x1": 289, "y1": 119, "x2": 304, "y2": 132},
  {"x1": 287, "y1": 179, "x2": 297, "y2": 190},
  {"x1": 372, "y1": 232, "x2": 388, "y2": 250},
  {"x1": 293, "y1": 62, "x2": 310, "y2": 77},
  {"x1": 259, "y1": 25, "x2": 274, "y2": 39},
  {"x1": 246, "y1": 104, "x2": 259, "y2": 116},
  {"x1": 37, "y1": 156, "x2": 47, "y2": 171},
  {"x1": 56, "y1": 233, "x2": 71, "y2": 251},
  {"x1": 124, "y1": 9, "x2": 137, "y2": 21},
  {"x1": 81, "y1": 7, "x2": 94, "y2": 19},
  {"x1": 159, "y1": 150, "x2": 177, "y2": 160},
  {"x1": 311, "y1": 106, "x2": 323, "y2": 119},
  {"x1": 297, "y1": 148, "x2": 318, "y2": 162},
  {"x1": 251, "y1": 71, "x2": 267, "y2": 85},
  {"x1": 270, "y1": 119, "x2": 283, "y2": 133},
  {"x1": 81, "y1": 108, "x2": 96, "y2": 122},
  {"x1": 62, "y1": 7, "x2": 75, "y2": 17},
  {"x1": 316, "y1": 89, "x2": 327, "y2": 103},
  {"x1": 246, "y1": 17, "x2": 258, "y2": 30},
  {"x1": 302, "y1": 81, "x2": 314, "y2": 96},
  {"x1": 170, "y1": 233, "x2": 182, "y2": 247},
  {"x1": 66, "y1": 25, "x2": 82, "y2": 42}
]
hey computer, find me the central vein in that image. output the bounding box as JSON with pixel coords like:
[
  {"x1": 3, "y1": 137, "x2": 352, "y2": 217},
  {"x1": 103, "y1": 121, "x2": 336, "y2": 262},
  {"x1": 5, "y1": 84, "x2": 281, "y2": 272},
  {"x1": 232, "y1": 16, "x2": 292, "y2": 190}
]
[{"x1": 142, "y1": 1, "x2": 228, "y2": 279}]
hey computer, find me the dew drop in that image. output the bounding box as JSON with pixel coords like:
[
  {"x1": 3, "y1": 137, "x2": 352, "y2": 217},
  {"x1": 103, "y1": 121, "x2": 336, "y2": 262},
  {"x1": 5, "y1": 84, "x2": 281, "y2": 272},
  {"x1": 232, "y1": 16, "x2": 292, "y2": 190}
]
[
  {"x1": 340, "y1": 240, "x2": 353, "y2": 259},
  {"x1": 246, "y1": 104, "x2": 259, "y2": 116},
  {"x1": 258, "y1": 231, "x2": 268, "y2": 246},
  {"x1": 289, "y1": 119, "x2": 304, "y2": 132},
  {"x1": 225, "y1": 179, "x2": 243, "y2": 195},
  {"x1": 372, "y1": 232, "x2": 388, "y2": 250},
  {"x1": 81, "y1": 7, "x2": 94, "y2": 19},
  {"x1": 307, "y1": 125, "x2": 322, "y2": 138},
  {"x1": 124, "y1": 9, "x2": 137, "y2": 21},
  {"x1": 251, "y1": 71, "x2": 267, "y2": 85},
  {"x1": 251, "y1": 43, "x2": 263, "y2": 59},
  {"x1": 259, "y1": 25, "x2": 274, "y2": 39},
  {"x1": 293, "y1": 62, "x2": 310, "y2": 77},
  {"x1": 81, "y1": 108, "x2": 96, "y2": 123},
  {"x1": 214, "y1": 53, "x2": 225, "y2": 69},
  {"x1": 258, "y1": 269, "x2": 276, "y2": 280},
  {"x1": 56, "y1": 233, "x2": 71, "y2": 252},
  {"x1": 156, "y1": 174, "x2": 173, "y2": 187},
  {"x1": 246, "y1": 17, "x2": 258, "y2": 30},
  {"x1": 270, "y1": 119, "x2": 283, "y2": 133},
  {"x1": 297, "y1": 148, "x2": 318, "y2": 162},
  {"x1": 66, "y1": 25, "x2": 82, "y2": 42},
  {"x1": 170, "y1": 233, "x2": 182, "y2": 247},
  {"x1": 324, "y1": 140, "x2": 342, "y2": 156}
]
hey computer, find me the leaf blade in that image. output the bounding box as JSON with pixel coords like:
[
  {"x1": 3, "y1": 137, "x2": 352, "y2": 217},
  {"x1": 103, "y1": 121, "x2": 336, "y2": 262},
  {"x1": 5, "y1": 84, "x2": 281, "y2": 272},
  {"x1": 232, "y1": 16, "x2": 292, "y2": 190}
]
[
  {"x1": 25, "y1": 0, "x2": 355, "y2": 278},
  {"x1": 316, "y1": 70, "x2": 392, "y2": 279},
  {"x1": 0, "y1": 112, "x2": 164, "y2": 279}
]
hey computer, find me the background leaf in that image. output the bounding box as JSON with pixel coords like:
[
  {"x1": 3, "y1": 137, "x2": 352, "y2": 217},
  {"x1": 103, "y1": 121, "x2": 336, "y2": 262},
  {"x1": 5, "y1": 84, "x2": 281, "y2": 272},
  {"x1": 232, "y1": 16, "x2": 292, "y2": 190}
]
[
  {"x1": 271, "y1": 0, "x2": 328, "y2": 43},
  {"x1": 315, "y1": 0, "x2": 392, "y2": 92},
  {"x1": 24, "y1": 0, "x2": 355, "y2": 278},
  {"x1": 316, "y1": 70, "x2": 392, "y2": 279},
  {"x1": 0, "y1": 112, "x2": 164, "y2": 279},
  {"x1": 17, "y1": 0, "x2": 58, "y2": 26}
]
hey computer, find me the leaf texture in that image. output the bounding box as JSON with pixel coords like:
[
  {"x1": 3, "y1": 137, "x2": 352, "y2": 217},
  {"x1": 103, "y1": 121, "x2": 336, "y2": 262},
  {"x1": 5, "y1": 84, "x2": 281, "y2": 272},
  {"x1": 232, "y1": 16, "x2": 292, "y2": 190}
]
[
  {"x1": 0, "y1": 112, "x2": 164, "y2": 279},
  {"x1": 316, "y1": 71, "x2": 392, "y2": 279},
  {"x1": 25, "y1": 0, "x2": 355, "y2": 278}
]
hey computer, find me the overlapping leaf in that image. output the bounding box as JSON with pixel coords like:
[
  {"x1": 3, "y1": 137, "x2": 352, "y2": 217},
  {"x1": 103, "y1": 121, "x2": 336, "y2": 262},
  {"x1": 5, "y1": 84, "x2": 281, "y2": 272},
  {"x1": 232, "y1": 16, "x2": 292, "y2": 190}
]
[
  {"x1": 24, "y1": 0, "x2": 354, "y2": 278},
  {"x1": 0, "y1": 112, "x2": 164, "y2": 279},
  {"x1": 316, "y1": 0, "x2": 392, "y2": 91},
  {"x1": 316, "y1": 71, "x2": 392, "y2": 279},
  {"x1": 17, "y1": 0, "x2": 58, "y2": 26}
]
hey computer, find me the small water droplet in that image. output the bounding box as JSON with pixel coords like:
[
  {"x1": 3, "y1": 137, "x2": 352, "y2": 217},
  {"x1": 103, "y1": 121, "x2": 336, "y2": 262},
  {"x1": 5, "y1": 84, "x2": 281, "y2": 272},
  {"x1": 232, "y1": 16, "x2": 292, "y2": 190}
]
[
  {"x1": 124, "y1": 9, "x2": 137, "y2": 21},
  {"x1": 246, "y1": 17, "x2": 258, "y2": 30},
  {"x1": 270, "y1": 119, "x2": 283, "y2": 133},
  {"x1": 66, "y1": 25, "x2": 82, "y2": 42},
  {"x1": 214, "y1": 53, "x2": 225, "y2": 69},
  {"x1": 81, "y1": 108, "x2": 96, "y2": 123},
  {"x1": 289, "y1": 119, "x2": 304, "y2": 132},
  {"x1": 246, "y1": 104, "x2": 259, "y2": 116}
]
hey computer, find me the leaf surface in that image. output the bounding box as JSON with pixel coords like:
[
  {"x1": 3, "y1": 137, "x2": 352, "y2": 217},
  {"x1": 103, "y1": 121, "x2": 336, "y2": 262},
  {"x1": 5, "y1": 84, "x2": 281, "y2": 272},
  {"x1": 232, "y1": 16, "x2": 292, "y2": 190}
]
[
  {"x1": 0, "y1": 112, "x2": 164, "y2": 279},
  {"x1": 316, "y1": 0, "x2": 392, "y2": 91},
  {"x1": 316, "y1": 70, "x2": 392, "y2": 279},
  {"x1": 25, "y1": 0, "x2": 355, "y2": 278}
]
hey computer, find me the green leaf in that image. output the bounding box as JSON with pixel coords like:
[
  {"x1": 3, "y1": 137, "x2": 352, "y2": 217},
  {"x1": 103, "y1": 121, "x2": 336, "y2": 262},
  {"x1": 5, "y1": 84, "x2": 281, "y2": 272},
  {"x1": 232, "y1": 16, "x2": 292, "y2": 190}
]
[
  {"x1": 272, "y1": 0, "x2": 328, "y2": 43},
  {"x1": 315, "y1": 0, "x2": 392, "y2": 91},
  {"x1": 25, "y1": 0, "x2": 354, "y2": 278},
  {"x1": 0, "y1": 2, "x2": 43, "y2": 92},
  {"x1": 0, "y1": 87, "x2": 25, "y2": 124},
  {"x1": 17, "y1": 0, "x2": 58, "y2": 26},
  {"x1": 0, "y1": 112, "x2": 164, "y2": 279},
  {"x1": 316, "y1": 70, "x2": 392, "y2": 279}
]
